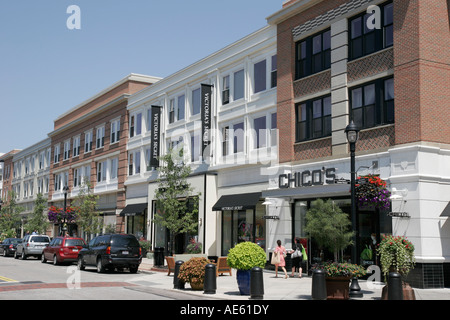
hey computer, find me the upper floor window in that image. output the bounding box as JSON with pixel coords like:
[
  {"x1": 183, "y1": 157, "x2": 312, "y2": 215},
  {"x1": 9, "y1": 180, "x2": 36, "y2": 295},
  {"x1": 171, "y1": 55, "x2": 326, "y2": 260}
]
[
  {"x1": 130, "y1": 113, "x2": 142, "y2": 137},
  {"x1": 222, "y1": 69, "x2": 245, "y2": 105},
  {"x1": 349, "y1": 1, "x2": 393, "y2": 60},
  {"x1": 271, "y1": 55, "x2": 277, "y2": 88},
  {"x1": 96, "y1": 126, "x2": 105, "y2": 149},
  {"x1": 73, "y1": 136, "x2": 80, "y2": 157},
  {"x1": 54, "y1": 145, "x2": 61, "y2": 164},
  {"x1": 192, "y1": 88, "x2": 201, "y2": 116},
  {"x1": 111, "y1": 119, "x2": 120, "y2": 144},
  {"x1": 85, "y1": 130, "x2": 93, "y2": 153},
  {"x1": 296, "y1": 95, "x2": 331, "y2": 142},
  {"x1": 254, "y1": 60, "x2": 267, "y2": 93},
  {"x1": 350, "y1": 76, "x2": 394, "y2": 129},
  {"x1": 296, "y1": 29, "x2": 331, "y2": 79},
  {"x1": 63, "y1": 139, "x2": 71, "y2": 160}
]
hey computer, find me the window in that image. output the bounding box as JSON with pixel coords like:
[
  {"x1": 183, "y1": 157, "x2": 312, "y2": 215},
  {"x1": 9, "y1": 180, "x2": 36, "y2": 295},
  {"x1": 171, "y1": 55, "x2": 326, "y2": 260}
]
[
  {"x1": 96, "y1": 126, "x2": 105, "y2": 149},
  {"x1": 128, "y1": 150, "x2": 141, "y2": 176},
  {"x1": 130, "y1": 113, "x2": 142, "y2": 137},
  {"x1": 85, "y1": 131, "x2": 93, "y2": 153},
  {"x1": 73, "y1": 165, "x2": 90, "y2": 187},
  {"x1": 296, "y1": 95, "x2": 331, "y2": 142},
  {"x1": 190, "y1": 134, "x2": 201, "y2": 162},
  {"x1": 254, "y1": 116, "x2": 267, "y2": 148},
  {"x1": 177, "y1": 95, "x2": 185, "y2": 121},
  {"x1": 97, "y1": 161, "x2": 107, "y2": 182},
  {"x1": 254, "y1": 60, "x2": 267, "y2": 93},
  {"x1": 54, "y1": 145, "x2": 60, "y2": 164},
  {"x1": 63, "y1": 140, "x2": 71, "y2": 160},
  {"x1": 296, "y1": 29, "x2": 331, "y2": 79},
  {"x1": 222, "y1": 75, "x2": 230, "y2": 105},
  {"x1": 271, "y1": 55, "x2": 277, "y2": 88},
  {"x1": 349, "y1": 1, "x2": 393, "y2": 60},
  {"x1": 350, "y1": 77, "x2": 394, "y2": 129},
  {"x1": 111, "y1": 119, "x2": 120, "y2": 144},
  {"x1": 233, "y1": 122, "x2": 244, "y2": 154},
  {"x1": 110, "y1": 157, "x2": 118, "y2": 180},
  {"x1": 73, "y1": 136, "x2": 80, "y2": 157},
  {"x1": 222, "y1": 126, "x2": 230, "y2": 156},
  {"x1": 234, "y1": 69, "x2": 245, "y2": 100},
  {"x1": 169, "y1": 99, "x2": 175, "y2": 123},
  {"x1": 192, "y1": 88, "x2": 201, "y2": 115}
]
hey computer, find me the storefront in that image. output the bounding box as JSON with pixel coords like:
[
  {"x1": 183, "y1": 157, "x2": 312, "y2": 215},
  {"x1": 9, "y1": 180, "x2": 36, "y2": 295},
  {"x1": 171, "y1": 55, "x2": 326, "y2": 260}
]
[
  {"x1": 212, "y1": 192, "x2": 266, "y2": 255},
  {"x1": 120, "y1": 203, "x2": 148, "y2": 240}
]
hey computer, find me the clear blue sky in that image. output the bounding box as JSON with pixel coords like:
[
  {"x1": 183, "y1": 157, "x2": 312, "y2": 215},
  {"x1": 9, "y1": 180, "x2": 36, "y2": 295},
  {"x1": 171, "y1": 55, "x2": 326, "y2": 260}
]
[{"x1": 0, "y1": 0, "x2": 281, "y2": 153}]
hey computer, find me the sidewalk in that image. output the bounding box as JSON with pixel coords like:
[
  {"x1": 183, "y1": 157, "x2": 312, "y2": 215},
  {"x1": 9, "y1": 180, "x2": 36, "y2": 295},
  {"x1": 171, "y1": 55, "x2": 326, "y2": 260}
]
[{"x1": 137, "y1": 258, "x2": 450, "y2": 300}]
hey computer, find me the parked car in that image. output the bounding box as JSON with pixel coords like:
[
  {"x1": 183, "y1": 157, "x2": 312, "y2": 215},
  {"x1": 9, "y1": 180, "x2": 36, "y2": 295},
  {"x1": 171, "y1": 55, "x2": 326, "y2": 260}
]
[
  {"x1": 0, "y1": 238, "x2": 22, "y2": 257},
  {"x1": 77, "y1": 234, "x2": 142, "y2": 273},
  {"x1": 15, "y1": 234, "x2": 50, "y2": 260},
  {"x1": 42, "y1": 236, "x2": 86, "y2": 265}
]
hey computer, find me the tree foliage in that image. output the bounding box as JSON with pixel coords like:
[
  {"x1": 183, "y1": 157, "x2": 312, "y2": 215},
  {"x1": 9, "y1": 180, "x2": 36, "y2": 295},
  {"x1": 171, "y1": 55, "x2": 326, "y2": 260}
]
[
  {"x1": 24, "y1": 193, "x2": 49, "y2": 235},
  {"x1": 153, "y1": 148, "x2": 200, "y2": 254},
  {"x1": 0, "y1": 191, "x2": 23, "y2": 239},
  {"x1": 73, "y1": 181, "x2": 102, "y2": 240},
  {"x1": 304, "y1": 198, "x2": 354, "y2": 262}
]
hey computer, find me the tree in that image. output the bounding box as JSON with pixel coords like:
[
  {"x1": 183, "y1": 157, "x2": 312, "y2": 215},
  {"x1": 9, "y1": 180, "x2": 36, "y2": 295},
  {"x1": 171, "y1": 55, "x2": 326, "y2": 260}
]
[
  {"x1": 0, "y1": 191, "x2": 23, "y2": 239},
  {"x1": 153, "y1": 148, "x2": 200, "y2": 255},
  {"x1": 73, "y1": 181, "x2": 102, "y2": 240},
  {"x1": 24, "y1": 193, "x2": 49, "y2": 235},
  {"x1": 304, "y1": 198, "x2": 354, "y2": 262}
]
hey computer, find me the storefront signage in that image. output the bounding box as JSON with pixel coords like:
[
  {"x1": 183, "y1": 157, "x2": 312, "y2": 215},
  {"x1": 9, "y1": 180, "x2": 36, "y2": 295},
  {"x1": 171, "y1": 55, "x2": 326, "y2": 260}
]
[
  {"x1": 150, "y1": 105, "x2": 162, "y2": 168},
  {"x1": 201, "y1": 84, "x2": 213, "y2": 159},
  {"x1": 221, "y1": 206, "x2": 244, "y2": 211},
  {"x1": 388, "y1": 212, "x2": 410, "y2": 218},
  {"x1": 278, "y1": 167, "x2": 336, "y2": 189},
  {"x1": 262, "y1": 215, "x2": 280, "y2": 220}
]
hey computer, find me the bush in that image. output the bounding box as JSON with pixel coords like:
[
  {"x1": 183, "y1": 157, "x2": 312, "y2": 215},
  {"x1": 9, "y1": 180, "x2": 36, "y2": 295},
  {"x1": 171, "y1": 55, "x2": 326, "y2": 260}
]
[
  {"x1": 226, "y1": 242, "x2": 266, "y2": 271},
  {"x1": 178, "y1": 257, "x2": 210, "y2": 284},
  {"x1": 312, "y1": 262, "x2": 366, "y2": 278},
  {"x1": 377, "y1": 235, "x2": 415, "y2": 279}
]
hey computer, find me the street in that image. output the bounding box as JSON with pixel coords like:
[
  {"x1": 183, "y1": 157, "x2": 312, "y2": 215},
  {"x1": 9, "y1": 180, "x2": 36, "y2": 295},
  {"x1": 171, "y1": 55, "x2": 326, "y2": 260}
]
[{"x1": 0, "y1": 255, "x2": 204, "y2": 300}]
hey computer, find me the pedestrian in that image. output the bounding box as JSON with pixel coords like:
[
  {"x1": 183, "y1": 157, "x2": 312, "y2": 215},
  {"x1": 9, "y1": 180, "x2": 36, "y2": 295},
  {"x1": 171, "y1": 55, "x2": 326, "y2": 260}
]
[
  {"x1": 274, "y1": 239, "x2": 288, "y2": 279},
  {"x1": 290, "y1": 238, "x2": 303, "y2": 278}
]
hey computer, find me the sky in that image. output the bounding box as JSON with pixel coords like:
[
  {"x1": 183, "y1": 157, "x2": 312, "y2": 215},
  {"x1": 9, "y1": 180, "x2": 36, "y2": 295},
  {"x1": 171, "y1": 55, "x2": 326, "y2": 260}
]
[{"x1": 0, "y1": 0, "x2": 282, "y2": 154}]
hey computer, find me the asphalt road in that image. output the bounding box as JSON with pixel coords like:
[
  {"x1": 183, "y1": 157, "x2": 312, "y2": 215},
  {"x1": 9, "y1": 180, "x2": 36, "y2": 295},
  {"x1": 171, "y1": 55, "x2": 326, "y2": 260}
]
[{"x1": 0, "y1": 255, "x2": 202, "y2": 300}]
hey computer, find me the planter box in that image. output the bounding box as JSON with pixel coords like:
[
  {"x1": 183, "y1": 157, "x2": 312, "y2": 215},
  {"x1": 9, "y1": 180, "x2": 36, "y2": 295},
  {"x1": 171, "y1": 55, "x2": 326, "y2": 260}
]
[{"x1": 326, "y1": 276, "x2": 351, "y2": 300}]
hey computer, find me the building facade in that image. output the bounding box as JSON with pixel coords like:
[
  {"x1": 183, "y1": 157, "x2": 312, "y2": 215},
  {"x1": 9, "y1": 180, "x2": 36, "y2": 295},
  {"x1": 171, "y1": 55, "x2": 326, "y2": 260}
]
[
  {"x1": 264, "y1": 0, "x2": 450, "y2": 288},
  {"x1": 125, "y1": 25, "x2": 278, "y2": 257},
  {"x1": 47, "y1": 74, "x2": 160, "y2": 237}
]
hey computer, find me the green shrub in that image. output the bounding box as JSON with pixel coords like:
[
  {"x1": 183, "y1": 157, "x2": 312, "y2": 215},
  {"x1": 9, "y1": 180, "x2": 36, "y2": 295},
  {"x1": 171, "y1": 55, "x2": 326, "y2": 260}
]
[{"x1": 227, "y1": 242, "x2": 266, "y2": 271}]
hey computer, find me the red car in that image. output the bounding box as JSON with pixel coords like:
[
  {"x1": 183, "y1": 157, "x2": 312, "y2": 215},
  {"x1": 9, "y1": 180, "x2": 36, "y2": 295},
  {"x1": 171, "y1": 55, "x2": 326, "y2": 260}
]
[{"x1": 41, "y1": 236, "x2": 86, "y2": 265}]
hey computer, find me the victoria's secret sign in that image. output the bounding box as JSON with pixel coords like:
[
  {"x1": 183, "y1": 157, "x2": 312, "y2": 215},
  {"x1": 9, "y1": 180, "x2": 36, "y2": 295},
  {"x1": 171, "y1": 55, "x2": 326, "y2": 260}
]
[{"x1": 278, "y1": 167, "x2": 336, "y2": 189}]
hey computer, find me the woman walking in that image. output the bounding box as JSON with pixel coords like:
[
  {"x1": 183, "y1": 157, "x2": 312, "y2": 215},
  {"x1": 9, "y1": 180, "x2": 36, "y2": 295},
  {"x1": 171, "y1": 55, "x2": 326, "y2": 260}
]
[
  {"x1": 274, "y1": 240, "x2": 288, "y2": 279},
  {"x1": 290, "y1": 238, "x2": 303, "y2": 278}
]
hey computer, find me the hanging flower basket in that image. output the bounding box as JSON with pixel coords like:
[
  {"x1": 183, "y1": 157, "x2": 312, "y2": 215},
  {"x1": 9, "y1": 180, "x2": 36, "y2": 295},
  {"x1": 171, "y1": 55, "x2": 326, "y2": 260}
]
[
  {"x1": 355, "y1": 175, "x2": 391, "y2": 210},
  {"x1": 48, "y1": 206, "x2": 78, "y2": 224}
]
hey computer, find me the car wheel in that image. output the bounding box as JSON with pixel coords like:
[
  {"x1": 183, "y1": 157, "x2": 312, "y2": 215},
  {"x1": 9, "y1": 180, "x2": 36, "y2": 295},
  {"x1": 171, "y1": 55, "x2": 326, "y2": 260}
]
[
  {"x1": 77, "y1": 256, "x2": 85, "y2": 270},
  {"x1": 41, "y1": 253, "x2": 47, "y2": 263},
  {"x1": 96, "y1": 257, "x2": 105, "y2": 273},
  {"x1": 21, "y1": 251, "x2": 27, "y2": 260},
  {"x1": 53, "y1": 255, "x2": 59, "y2": 265},
  {"x1": 2, "y1": 250, "x2": 7, "y2": 257},
  {"x1": 14, "y1": 251, "x2": 19, "y2": 259},
  {"x1": 129, "y1": 266, "x2": 138, "y2": 273}
]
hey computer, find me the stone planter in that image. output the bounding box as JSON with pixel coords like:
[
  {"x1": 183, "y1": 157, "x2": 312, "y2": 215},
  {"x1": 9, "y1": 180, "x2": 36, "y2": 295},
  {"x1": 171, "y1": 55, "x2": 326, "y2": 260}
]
[
  {"x1": 326, "y1": 276, "x2": 351, "y2": 300},
  {"x1": 189, "y1": 281, "x2": 204, "y2": 291},
  {"x1": 381, "y1": 282, "x2": 416, "y2": 300}
]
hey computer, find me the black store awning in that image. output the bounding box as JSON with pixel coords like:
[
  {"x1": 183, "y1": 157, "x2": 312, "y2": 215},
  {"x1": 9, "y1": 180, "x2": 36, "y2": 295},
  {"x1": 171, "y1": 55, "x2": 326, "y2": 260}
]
[
  {"x1": 120, "y1": 203, "x2": 148, "y2": 217},
  {"x1": 212, "y1": 192, "x2": 261, "y2": 211}
]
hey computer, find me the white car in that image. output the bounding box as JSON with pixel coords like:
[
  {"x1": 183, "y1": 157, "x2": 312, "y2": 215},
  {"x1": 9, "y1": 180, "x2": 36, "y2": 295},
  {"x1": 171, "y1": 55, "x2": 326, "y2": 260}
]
[{"x1": 15, "y1": 234, "x2": 50, "y2": 260}]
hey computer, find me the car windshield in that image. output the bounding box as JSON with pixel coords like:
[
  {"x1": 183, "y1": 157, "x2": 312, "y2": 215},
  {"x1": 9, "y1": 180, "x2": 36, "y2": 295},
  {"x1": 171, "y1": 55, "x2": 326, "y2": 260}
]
[
  {"x1": 64, "y1": 239, "x2": 85, "y2": 246},
  {"x1": 111, "y1": 235, "x2": 139, "y2": 247},
  {"x1": 30, "y1": 236, "x2": 49, "y2": 243},
  {"x1": 10, "y1": 239, "x2": 22, "y2": 244}
]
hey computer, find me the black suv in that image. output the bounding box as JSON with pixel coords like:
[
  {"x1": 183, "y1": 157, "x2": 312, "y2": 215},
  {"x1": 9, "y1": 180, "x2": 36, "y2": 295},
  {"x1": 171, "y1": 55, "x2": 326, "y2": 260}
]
[{"x1": 77, "y1": 234, "x2": 142, "y2": 273}]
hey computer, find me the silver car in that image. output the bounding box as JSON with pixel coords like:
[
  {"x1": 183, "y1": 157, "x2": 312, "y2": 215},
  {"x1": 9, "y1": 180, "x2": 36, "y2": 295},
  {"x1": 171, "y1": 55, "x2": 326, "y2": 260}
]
[{"x1": 15, "y1": 234, "x2": 50, "y2": 260}]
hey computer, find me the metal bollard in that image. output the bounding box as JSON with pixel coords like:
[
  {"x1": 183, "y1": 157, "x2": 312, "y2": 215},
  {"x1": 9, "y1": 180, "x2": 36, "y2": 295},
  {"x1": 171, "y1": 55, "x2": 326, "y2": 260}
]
[
  {"x1": 388, "y1": 272, "x2": 403, "y2": 300},
  {"x1": 311, "y1": 269, "x2": 327, "y2": 300},
  {"x1": 250, "y1": 267, "x2": 264, "y2": 300},
  {"x1": 174, "y1": 260, "x2": 185, "y2": 289},
  {"x1": 204, "y1": 264, "x2": 216, "y2": 294},
  {"x1": 349, "y1": 277, "x2": 363, "y2": 298}
]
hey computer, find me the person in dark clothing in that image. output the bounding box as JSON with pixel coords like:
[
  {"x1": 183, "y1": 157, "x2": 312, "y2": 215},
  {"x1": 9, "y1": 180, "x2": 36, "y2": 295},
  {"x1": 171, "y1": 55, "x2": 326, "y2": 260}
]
[{"x1": 290, "y1": 238, "x2": 303, "y2": 278}]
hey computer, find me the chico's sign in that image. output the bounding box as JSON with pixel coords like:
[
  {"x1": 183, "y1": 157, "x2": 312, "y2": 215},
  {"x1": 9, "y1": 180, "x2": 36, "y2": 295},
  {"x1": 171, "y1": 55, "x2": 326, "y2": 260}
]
[{"x1": 278, "y1": 167, "x2": 336, "y2": 189}]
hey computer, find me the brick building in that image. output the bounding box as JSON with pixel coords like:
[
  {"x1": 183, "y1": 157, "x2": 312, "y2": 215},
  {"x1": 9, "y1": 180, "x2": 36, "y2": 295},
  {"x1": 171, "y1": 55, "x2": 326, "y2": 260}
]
[
  {"x1": 262, "y1": 0, "x2": 450, "y2": 288},
  {"x1": 47, "y1": 74, "x2": 160, "y2": 236}
]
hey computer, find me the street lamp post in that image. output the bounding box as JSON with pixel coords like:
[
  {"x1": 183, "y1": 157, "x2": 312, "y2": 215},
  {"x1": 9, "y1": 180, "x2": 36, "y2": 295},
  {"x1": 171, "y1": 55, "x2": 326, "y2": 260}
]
[
  {"x1": 345, "y1": 120, "x2": 362, "y2": 298},
  {"x1": 62, "y1": 185, "x2": 69, "y2": 236}
]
